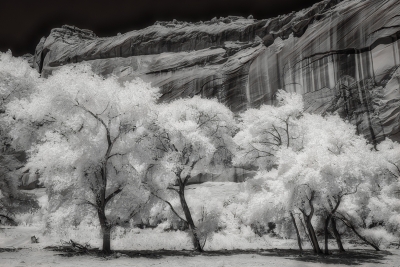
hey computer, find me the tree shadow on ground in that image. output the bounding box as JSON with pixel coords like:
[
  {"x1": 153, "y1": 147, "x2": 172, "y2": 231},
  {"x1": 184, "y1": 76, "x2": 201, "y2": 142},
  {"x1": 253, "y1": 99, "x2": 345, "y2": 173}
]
[
  {"x1": 45, "y1": 247, "x2": 393, "y2": 265},
  {"x1": 0, "y1": 248, "x2": 21, "y2": 252},
  {"x1": 258, "y1": 249, "x2": 392, "y2": 266}
]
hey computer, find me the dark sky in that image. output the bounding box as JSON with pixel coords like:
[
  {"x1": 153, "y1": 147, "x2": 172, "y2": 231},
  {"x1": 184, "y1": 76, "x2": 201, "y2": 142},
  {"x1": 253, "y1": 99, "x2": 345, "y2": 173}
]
[{"x1": 1, "y1": 0, "x2": 321, "y2": 56}]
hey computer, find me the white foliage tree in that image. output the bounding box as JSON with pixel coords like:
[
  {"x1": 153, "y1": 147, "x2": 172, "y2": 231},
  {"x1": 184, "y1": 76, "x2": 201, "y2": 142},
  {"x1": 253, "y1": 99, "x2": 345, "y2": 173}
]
[
  {"x1": 233, "y1": 90, "x2": 306, "y2": 251},
  {"x1": 142, "y1": 97, "x2": 237, "y2": 251},
  {"x1": 336, "y1": 138, "x2": 400, "y2": 250},
  {"x1": 277, "y1": 114, "x2": 380, "y2": 253},
  {"x1": 7, "y1": 64, "x2": 159, "y2": 253},
  {"x1": 235, "y1": 90, "x2": 389, "y2": 254}
]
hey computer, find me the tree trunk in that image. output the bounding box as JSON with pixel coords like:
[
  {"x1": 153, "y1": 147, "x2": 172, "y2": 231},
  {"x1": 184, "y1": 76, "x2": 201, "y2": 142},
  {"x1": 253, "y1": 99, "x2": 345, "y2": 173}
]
[
  {"x1": 102, "y1": 224, "x2": 111, "y2": 254},
  {"x1": 299, "y1": 215, "x2": 314, "y2": 250},
  {"x1": 302, "y1": 212, "x2": 321, "y2": 254},
  {"x1": 300, "y1": 192, "x2": 322, "y2": 254},
  {"x1": 98, "y1": 208, "x2": 112, "y2": 254},
  {"x1": 324, "y1": 215, "x2": 331, "y2": 255},
  {"x1": 0, "y1": 214, "x2": 18, "y2": 226},
  {"x1": 97, "y1": 165, "x2": 112, "y2": 254},
  {"x1": 337, "y1": 216, "x2": 380, "y2": 251},
  {"x1": 325, "y1": 197, "x2": 342, "y2": 254},
  {"x1": 351, "y1": 227, "x2": 380, "y2": 251},
  {"x1": 290, "y1": 212, "x2": 303, "y2": 253},
  {"x1": 327, "y1": 198, "x2": 344, "y2": 252},
  {"x1": 331, "y1": 217, "x2": 345, "y2": 252},
  {"x1": 308, "y1": 218, "x2": 322, "y2": 254},
  {"x1": 178, "y1": 185, "x2": 203, "y2": 252},
  {"x1": 84, "y1": 117, "x2": 118, "y2": 255}
]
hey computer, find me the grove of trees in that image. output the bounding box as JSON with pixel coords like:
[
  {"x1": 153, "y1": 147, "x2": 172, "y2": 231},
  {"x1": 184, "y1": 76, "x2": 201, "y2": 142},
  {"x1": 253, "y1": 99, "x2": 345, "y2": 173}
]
[{"x1": 1, "y1": 51, "x2": 399, "y2": 254}]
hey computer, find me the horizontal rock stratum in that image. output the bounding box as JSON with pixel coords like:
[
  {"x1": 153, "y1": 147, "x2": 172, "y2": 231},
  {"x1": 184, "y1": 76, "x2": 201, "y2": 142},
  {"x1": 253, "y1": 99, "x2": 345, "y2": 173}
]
[{"x1": 33, "y1": 0, "x2": 400, "y2": 143}]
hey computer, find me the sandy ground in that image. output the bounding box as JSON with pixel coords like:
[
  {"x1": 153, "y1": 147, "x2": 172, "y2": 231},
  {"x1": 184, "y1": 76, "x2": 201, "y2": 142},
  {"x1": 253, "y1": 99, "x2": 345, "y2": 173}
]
[
  {"x1": 1, "y1": 226, "x2": 399, "y2": 267},
  {"x1": 2, "y1": 225, "x2": 399, "y2": 267},
  {"x1": 1, "y1": 248, "x2": 400, "y2": 267},
  {"x1": 2, "y1": 185, "x2": 399, "y2": 266}
]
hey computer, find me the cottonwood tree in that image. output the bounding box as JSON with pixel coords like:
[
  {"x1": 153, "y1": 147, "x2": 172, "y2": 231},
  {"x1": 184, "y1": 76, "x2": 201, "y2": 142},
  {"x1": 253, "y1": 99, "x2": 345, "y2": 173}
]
[
  {"x1": 333, "y1": 138, "x2": 400, "y2": 251},
  {"x1": 142, "y1": 97, "x2": 237, "y2": 251},
  {"x1": 377, "y1": 139, "x2": 400, "y2": 240},
  {"x1": 288, "y1": 114, "x2": 381, "y2": 253},
  {"x1": 234, "y1": 90, "x2": 306, "y2": 250},
  {"x1": 235, "y1": 90, "x2": 386, "y2": 254},
  {"x1": 265, "y1": 114, "x2": 384, "y2": 254},
  {"x1": 7, "y1": 64, "x2": 159, "y2": 254}
]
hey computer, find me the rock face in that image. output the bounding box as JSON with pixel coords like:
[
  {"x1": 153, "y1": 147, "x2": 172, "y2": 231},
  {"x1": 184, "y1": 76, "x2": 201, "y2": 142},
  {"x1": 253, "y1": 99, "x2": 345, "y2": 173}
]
[{"x1": 34, "y1": 0, "x2": 400, "y2": 144}]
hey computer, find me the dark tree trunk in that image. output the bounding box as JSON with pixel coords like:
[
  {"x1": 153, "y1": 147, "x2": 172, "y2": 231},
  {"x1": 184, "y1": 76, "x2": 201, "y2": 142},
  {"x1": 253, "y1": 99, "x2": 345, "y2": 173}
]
[
  {"x1": 351, "y1": 227, "x2": 380, "y2": 251},
  {"x1": 306, "y1": 216, "x2": 321, "y2": 254},
  {"x1": 0, "y1": 214, "x2": 18, "y2": 226},
  {"x1": 98, "y1": 206, "x2": 112, "y2": 254},
  {"x1": 299, "y1": 215, "x2": 314, "y2": 250},
  {"x1": 178, "y1": 183, "x2": 203, "y2": 252},
  {"x1": 324, "y1": 216, "x2": 331, "y2": 255},
  {"x1": 338, "y1": 216, "x2": 380, "y2": 251},
  {"x1": 290, "y1": 212, "x2": 303, "y2": 253},
  {"x1": 300, "y1": 192, "x2": 322, "y2": 254},
  {"x1": 331, "y1": 217, "x2": 345, "y2": 252},
  {"x1": 96, "y1": 162, "x2": 112, "y2": 254},
  {"x1": 326, "y1": 197, "x2": 344, "y2": 253},
  {"x1": 101, "y1": 224, "x2": 111, "y2": 254},
  {"x1": 81, "y1": 111, "x2": 124, "y2": 255},
  {"x1": 301, "y1": 212, "x2": 321, "y2": 253}
]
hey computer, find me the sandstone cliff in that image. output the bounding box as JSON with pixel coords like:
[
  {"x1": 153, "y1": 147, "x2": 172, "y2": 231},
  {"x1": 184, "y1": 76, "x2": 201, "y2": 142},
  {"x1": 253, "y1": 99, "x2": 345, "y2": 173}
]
[{"x1": 33, "y1": 0, "x2": 400, "y2": 144}]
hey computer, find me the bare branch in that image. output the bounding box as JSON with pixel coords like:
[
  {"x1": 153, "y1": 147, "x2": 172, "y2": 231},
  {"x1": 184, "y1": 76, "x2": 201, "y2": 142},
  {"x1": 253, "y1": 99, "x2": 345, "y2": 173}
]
[
  {"x1": 388, "y1": 161, "x2": 400, "y2": 177},
  {"x1": 249, "y1": 143, "x2": 274, "y2": 157},
  {"x1": 182, "y1": 158, "x2": 202, "y2": 186},
  {"x1": 386, "y1": 169, "x2": 400, "y2": 179},
  {"x1": 341, "y1": 183, "x2": 360, "y2": 197},
  {"x1": 129, "y1": 195, "x2": 151, "y2": 219},
  {"x1": 0, "y1": 214, "x2": 18, "y2": 226},
  {"x1": 108, "y1": 153, "x2": 128, "y2": 159},
  {"x1": 105, "y1": 188, "x2": 123, "y2": 205},
  {"x1": 78, "y1": 200, "x2": 98, "y2": 210},
  {"x1": 167, "y1": 186, "x2": 179, "y2": 193},
  {"x1": 74, "y1": 103, "x2": 111, "y2": 146},
  {"x1": 149, "y1": 191, "x2": 188, "y2": 224},
  {"x1": 98, "y1": 101, "x2": 110, "y2": 116}
]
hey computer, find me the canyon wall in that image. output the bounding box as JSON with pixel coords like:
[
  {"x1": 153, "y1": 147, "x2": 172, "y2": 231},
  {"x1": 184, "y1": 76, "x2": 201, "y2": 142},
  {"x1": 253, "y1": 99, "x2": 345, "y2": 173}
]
[{"x1": 33, "y1": 0, "x2": 400, "y2": 144}]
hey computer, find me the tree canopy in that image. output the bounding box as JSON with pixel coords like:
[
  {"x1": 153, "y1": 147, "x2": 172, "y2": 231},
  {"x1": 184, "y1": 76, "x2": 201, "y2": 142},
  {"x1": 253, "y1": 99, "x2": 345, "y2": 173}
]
[{"x1": 7, "y1": 63, "x2": 159, "y2": 253}]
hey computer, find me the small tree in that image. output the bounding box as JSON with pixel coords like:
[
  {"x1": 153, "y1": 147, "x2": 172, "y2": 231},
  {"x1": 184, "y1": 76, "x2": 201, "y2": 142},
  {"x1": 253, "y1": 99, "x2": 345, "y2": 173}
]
[
  {"x1": 234, "y1": 90, "x2": 306, "y2": 251},
  {"x1": 143, "y1": 97, "x2": 237, "y2": 251},
  {"x1": 7, "y1": 64, "x2": 159, "y2": 254},
  {"x1": 334, "y1": 138, "x2": 400, "y2": 251}
]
